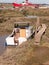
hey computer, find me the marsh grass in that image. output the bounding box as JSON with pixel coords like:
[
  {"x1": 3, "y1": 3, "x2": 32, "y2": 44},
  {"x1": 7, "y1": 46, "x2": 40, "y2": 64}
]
[{"x1": 0, "y1": 8, "x2": 49, "y2": 65}]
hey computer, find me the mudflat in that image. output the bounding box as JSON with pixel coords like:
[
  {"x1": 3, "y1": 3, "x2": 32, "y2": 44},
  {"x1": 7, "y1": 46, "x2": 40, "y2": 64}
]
[{"x1": 0, "y1": 8, "x2": 49, "y2": 65}]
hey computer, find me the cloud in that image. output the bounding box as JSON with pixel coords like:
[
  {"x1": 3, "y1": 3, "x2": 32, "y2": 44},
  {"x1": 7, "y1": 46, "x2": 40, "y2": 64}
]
[
  {"x1": 0, "y1": 0, "x2": 49, "y2": 4},
  {"x1": 0, "y1": 0, "x2": 16, "y2": 3}
]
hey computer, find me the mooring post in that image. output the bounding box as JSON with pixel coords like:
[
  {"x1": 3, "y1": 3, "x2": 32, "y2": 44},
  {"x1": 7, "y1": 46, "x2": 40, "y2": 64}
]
[
  {"x1": 34, "y1": 17, "x2": 40, "y2": 45},
  {"x1": 35, "y1": 17, "x2": 40, "y2": 34}
]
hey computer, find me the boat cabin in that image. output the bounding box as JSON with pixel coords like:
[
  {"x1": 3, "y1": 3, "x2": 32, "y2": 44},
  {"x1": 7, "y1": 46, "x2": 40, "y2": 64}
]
[{"x1": 14, "y1": 22, "x2": 33, "y2": 38}]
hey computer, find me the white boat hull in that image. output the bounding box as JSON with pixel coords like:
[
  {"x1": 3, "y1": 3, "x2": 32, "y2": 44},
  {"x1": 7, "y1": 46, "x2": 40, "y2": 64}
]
[{"x1": 6, "y1": 36, "x2": 27, "y2": 46}]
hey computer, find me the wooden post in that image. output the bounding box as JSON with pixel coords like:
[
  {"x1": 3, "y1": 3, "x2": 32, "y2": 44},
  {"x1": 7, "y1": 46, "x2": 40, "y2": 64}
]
[
  {"x1": 34, "y1": 17, "x2": 40, "y2": 45},
  {"x1": 35, "y1": 17, "x2": 40, "y2": 35}
]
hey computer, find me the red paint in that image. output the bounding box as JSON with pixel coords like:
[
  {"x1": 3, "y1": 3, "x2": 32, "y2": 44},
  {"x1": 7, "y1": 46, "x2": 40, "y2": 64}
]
[
  {"x1": 13, "y1": 0, "x2": 39, "y2": 8},
  {"x1": 13, "y1": 3, "x2": 22, "y2": 7}
]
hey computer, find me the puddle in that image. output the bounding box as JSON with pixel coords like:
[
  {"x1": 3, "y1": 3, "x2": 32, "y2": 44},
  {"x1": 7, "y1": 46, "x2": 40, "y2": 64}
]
[{"x1": 0, "y1": 35, "x2": 7, "y2": 55}]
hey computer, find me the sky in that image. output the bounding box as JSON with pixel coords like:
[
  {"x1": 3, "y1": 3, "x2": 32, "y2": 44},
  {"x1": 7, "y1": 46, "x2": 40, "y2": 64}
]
[{"x1": 0, "y1": 0, "x2": 49, "y2": 4}]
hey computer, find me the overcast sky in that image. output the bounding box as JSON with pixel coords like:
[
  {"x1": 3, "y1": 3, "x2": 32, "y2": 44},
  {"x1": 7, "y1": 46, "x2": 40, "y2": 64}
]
[{"x1": 0, "y1": 0, "x2": 49, "y2": 4}]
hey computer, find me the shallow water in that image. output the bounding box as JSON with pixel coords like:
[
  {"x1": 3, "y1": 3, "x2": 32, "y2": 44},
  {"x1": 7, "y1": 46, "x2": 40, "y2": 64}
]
[{"x1": 0, "y1": 35, "x2": 7, "y2": 55}]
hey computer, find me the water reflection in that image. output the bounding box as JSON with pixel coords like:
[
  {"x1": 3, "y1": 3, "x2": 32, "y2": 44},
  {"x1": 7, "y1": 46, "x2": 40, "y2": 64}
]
[{"x1": 0, "y1": 35, "x2": 7, "y2": 55}]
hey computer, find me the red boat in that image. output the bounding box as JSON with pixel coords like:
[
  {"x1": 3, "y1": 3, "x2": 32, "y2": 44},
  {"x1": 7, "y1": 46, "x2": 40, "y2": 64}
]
[
  {"x1": 13, "y1": 0, "x2": 39, "y2": 8},
  {"x1": 13, "y1": 3, "x2": 22, "y2": 8}
]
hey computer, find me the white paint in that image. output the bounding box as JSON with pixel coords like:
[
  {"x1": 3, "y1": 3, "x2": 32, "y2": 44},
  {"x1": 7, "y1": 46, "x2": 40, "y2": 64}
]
[
  {"x1": 6, "y1": 37, "x2": 16, "y2": 45},
  {"x1": 26, "y1": 26, "x2": 33, "y2": 38},
  {"x1": 18, "y1": 37, "x2": 27, "y2": 45},
  {"x1": 6, "y1": 37, "x2": 27, "y2": 45}
]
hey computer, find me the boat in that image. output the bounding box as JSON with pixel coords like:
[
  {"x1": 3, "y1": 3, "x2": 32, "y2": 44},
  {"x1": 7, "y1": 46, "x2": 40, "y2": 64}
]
[{"x1": 5, "y1": 22, "x2": 34, "y2": 46}]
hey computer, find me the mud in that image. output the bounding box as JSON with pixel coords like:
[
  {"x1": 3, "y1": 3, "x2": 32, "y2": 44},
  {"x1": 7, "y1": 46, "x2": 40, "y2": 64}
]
[{"x1": 0, "y1": 35, "x2": 7, "y2": 55}]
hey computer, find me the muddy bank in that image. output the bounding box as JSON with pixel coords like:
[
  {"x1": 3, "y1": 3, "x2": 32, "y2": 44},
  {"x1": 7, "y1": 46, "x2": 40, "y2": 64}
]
[{"x1": 0, "y1": 35, "x2": 7, "y2": 55}]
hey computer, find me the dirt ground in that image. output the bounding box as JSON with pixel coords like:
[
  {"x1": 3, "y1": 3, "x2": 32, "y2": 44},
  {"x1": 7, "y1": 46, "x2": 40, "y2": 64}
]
[
  {"x1": 0, "y1": 8, "x2": 49, "y2": 65},
  {"x1": 0, "y1": 41, "x2": 49, "y2": 65}
]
